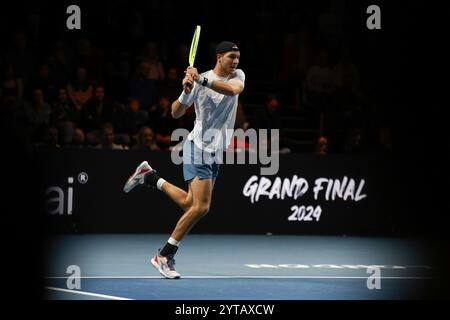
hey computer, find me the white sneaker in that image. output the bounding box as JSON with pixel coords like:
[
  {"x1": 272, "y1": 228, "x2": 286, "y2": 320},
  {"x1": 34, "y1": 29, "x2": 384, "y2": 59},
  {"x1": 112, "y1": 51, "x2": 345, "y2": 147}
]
[
  {"x1": 123, "y1": 161, "x2": 153, "y2": 193},
  {"x1": 151, "y1": 250, "x2": 181, "y2": 279}
]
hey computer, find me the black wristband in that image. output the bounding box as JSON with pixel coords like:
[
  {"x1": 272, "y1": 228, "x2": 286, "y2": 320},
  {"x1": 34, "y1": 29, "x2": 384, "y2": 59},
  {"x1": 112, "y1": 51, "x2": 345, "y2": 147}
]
[{"x1": 202, "y1": 77, "x2": 209, "y2": 86}]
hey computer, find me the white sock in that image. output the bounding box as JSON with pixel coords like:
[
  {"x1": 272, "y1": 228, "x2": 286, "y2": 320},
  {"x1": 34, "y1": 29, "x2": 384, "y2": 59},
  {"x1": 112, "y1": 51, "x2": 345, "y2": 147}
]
[
  {"x1": 156, "y1": 178, "x2": 166, "y2": 191},
  {"x1": 168, "y1": 237, "x2": 180, "y2": 247}
]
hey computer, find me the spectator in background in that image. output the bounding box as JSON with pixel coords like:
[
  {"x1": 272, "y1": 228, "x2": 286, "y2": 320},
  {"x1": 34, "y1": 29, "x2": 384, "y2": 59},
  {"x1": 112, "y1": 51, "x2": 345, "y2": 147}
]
[
  {"x1": 48, "y1": 42, "x2": 73, "y2": 88},
  {"x1": 4, "y1": 30, "x2": 36, "y2": 83},
  {"x1": 51, "y1": 87, "x2": 81, "y2": 144},
  {"x1": 2, "y1": 64, "x2": 23, "y2": 99},
  {"x1": 81, "y1": 85, "x2": 115, "y2": 135},
  {"x1": 35, "y1": 126, "x2": 60, "y2": 149},
  {"x1": 115, "y1": 98, "x2": 148, "y2": 138},
  {"x1": 152, "y1": 95, "x2": 180, "y2": 150},
  {"x1": 138, "y1": 41, "x2": 165, "y2": 81},
  {"x1": 75, "y1": 38, "x2": 104, "y2": 82},
  {"x1": 94, "y1": 122, "x2": 126, "y2": 150},
  {"x1": 129, "y1": 61, "x2": 158, "y2": 114},
  {"x1": 67, "y1": 66, "x2": 93, "y2": 109},
  {"x1": 26, "y1": 88, "x2": 52, "y2": 137},
  {"x1": 252, "y1": 94, "x2": 284, "y2": 150},
  {"x1": 253, "y1": 94, "x2": 281, "y2": 133},
  {"x1": 28, "y1": 64, "x2": 57, "y2": 103},
  {"x1": 315, "y1": 136, "x2": 329, "y2": 156},
  {"x1": 51, "y1": 87, "x2": 81, "y2": 126},
  {"x1": 132, "y1": 126, "x2": 160, "y2": 151},
  {"x1": 65, "y1": 127, "x2": 86, "y2": 149},
  {"x1": 252, "y1": 94, "x2": 293, "y2": 152},
  {"x1": 158, "y1": 67, "x2": 180, "y2": 102},
  {"x1": 104, "y1": 53, "x2": 131, "y2": 103}
]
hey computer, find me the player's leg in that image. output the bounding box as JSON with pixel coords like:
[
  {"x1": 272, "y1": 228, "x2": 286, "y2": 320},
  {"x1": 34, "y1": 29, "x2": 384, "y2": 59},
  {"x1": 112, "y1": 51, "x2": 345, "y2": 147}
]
[
  {"x1": 150, "y1": 177, "x2": 211, "y2": 279},
  {"x1": 123, "y1": 160, "x2": 193, "y2": 212},
  {"x1": 160, "y1": 181, "x2": 193, "y2": 212},
  {"x1": 170, "y1": 176, "x2": 212, "y2": 241}
]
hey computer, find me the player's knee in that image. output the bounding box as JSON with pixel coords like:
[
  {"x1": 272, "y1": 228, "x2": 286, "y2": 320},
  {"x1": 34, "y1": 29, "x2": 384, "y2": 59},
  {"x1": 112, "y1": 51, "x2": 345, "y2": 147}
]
[
  {"x1": 192, "y1": 204, "x2": 210, "y2": 218},
  {"x1": 183, "y1": 197, "x2": 193, "y2": 211}
]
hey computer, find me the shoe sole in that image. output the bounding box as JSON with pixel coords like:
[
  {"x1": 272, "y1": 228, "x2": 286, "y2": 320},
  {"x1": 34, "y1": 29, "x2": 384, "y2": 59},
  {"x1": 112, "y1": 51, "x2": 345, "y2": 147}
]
[
  {"x1": 123, "y1": 175, "x2": 141, "y2": 193},
  {"x1": 123, "y1": 162, "x2": 151, "y2": 193},
  {"x1": 151, "y1": 257, "x2": 181, "y2": 279}
]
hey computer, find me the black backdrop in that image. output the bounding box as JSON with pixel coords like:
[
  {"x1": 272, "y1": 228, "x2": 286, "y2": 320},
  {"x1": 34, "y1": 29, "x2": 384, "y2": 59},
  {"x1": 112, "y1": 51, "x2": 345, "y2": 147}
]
[{"x1": 37, "y1": 148, "x2": 422, "y2": 236}]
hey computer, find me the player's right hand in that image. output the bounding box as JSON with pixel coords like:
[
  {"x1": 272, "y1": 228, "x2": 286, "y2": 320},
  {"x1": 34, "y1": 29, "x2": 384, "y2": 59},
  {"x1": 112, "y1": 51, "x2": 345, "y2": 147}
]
[{"x1": 182, "y1": 73, "x2": 194, "y2": 93}]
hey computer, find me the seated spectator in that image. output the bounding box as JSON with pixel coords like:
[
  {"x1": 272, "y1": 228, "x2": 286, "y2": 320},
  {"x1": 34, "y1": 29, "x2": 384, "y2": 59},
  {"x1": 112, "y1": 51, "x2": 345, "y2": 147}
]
[
  {"x1": 48, "y1": 42, "x2": 73, "y2": 88},
  {"x1": 252, "y1": 94, "x2": 281, "y2": 132},
  {"x1": 129, "y1": 61, "x2": 158, "y2": 113},
  {"x1": 315, "y1": 136, "x2": 329, "y2": 156},
  {"x1": 251, "y1": 95, "x2": 293, "y2": 152},
  {"x1": 51, "y1": 87, "x2": 81, "y2": 144},
  {"x1": 152, "y1": 95, "x2": 181, "y2": 149},
  {"x1": 115, "y1": 98, "x2": 148, "y2": 137},
  {"x1": 4, "y1": 30, "x2": 36, "y2": 84},
  {"x1": 28, "y1": 64, "x2": 57, "y2": 102},
  {"x1": 67, "y1": 66, "x2": 93, "y2": 109},
  {"x1": 138, "y1": 41, "x2": 165, "y2": 81},
  {"x1": 81, "y1": 85, "x2": 116, "y2": 134},
  {"x1": 132, "y1": 126, "x2": 160, "y2": 151},
  {"x1": 75, "y1": 38, "x2": 104, "y2": 82},
  {"x1": 2, "y1": 64, "x2": 23, "y2": 99},
  {"x1": 25, "y1": 88, "x2": 52, "y2": 137},
  {"x1": 94, "y1": 122, "x2": 126, "y2": 150},
  {"x1": 157, "y1": 67, "x2": 180, "y2": 102},
  {"x1": 35, "y1": 126, "x2": 60, "y2": 149},
  {"x1": 65, "y1": 127, "x2": 86, "y2": 149}
]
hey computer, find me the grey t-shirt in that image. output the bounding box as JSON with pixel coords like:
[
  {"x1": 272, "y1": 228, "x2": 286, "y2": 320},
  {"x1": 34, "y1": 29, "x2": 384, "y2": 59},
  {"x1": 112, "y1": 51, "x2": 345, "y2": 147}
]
[{"x1": 182, "y1": 69, "x2": 245, "y2": 153}]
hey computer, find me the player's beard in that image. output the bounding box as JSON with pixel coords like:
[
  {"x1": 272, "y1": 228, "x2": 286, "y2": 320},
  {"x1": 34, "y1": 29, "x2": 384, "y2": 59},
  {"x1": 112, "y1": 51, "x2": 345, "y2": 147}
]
[{"x1": 223, "y1": 63, "x2": 236, "y2": 75}]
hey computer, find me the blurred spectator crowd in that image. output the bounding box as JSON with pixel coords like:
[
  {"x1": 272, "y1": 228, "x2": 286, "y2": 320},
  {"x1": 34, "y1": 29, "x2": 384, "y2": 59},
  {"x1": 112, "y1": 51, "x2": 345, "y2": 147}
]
[{"x1": 1, "y1": 0, "x2": 393, "y2": 155}]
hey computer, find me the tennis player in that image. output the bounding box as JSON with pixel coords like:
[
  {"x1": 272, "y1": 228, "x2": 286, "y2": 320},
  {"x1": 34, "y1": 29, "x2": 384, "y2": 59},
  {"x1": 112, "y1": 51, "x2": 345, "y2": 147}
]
[{"x1": 123, "y1": 41, "x2": 245, "y2": 279}]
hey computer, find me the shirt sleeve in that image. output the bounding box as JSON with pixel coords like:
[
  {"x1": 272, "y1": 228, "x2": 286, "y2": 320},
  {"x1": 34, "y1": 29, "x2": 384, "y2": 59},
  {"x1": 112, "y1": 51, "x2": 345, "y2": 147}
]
[{"x1": 231, "y1": 69, "x2": 245, "y2": 86}]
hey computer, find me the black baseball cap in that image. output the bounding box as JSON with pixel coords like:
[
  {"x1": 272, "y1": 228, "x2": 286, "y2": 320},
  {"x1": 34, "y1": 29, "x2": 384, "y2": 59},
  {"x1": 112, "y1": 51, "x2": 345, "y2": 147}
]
[{"x1": 216, "y1": 41, "x2": 240, "y2": 54}]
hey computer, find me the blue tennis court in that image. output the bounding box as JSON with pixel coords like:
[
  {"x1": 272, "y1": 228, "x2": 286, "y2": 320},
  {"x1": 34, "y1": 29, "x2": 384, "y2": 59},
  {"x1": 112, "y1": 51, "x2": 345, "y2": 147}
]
[{"x1": 43, "y1": 234, "x2": 436, "y2": 300}]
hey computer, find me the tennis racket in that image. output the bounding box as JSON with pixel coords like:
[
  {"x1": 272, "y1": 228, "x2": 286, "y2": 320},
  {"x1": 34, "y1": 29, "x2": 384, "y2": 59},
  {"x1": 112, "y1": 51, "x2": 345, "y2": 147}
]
[
  {"x1": 186, "y1": 25, "x2": 201, "y2": 88},
  {"x1": 189, "y1": 25, "x2": 201, "y2": 67}
]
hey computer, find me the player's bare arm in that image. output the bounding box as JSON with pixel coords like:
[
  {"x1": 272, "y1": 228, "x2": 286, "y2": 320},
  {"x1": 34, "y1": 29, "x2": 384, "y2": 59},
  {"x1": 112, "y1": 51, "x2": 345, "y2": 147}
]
[
  {"x1": 171, "y1": 73, "x2": 194, "y2": 119},
  {"x1": 186, "y1": 67, "x2": 244, "y2": 96},
  {"x1": 213, "y1": 78, "x2": 244, "y2": 96}
]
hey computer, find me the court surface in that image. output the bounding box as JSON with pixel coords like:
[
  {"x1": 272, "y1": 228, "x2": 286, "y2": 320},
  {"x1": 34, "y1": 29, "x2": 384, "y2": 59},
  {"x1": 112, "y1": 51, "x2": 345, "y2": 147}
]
[{"x1": 43, "y1": 234, "x2": 437, "y2": 300}]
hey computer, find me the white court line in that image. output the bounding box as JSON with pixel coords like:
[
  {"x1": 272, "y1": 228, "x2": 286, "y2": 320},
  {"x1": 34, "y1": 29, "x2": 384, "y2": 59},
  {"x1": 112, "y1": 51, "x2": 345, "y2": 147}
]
[
  {"x1": 45, "y1": 286, "x2": 133, "y2": 300},
  {"x1": 45, "y1": 275, "x2": 433, "y2": 280}
]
